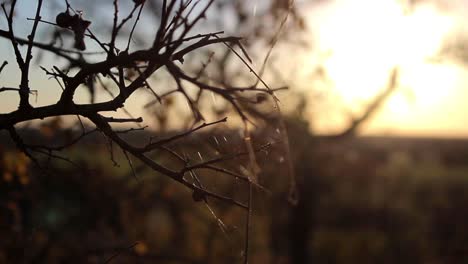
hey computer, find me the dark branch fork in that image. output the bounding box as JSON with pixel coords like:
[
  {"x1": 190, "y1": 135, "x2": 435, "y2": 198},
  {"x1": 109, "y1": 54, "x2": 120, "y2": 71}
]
[
  {"x1": 0, "y1": 1, "x2": 287, "y2": 261},
  {"x1": 0, "y1": 1, "x2": 401, "y2": 262},
  {"x1": 2, "y1": 0, "x2": 44, "y2": 110}
]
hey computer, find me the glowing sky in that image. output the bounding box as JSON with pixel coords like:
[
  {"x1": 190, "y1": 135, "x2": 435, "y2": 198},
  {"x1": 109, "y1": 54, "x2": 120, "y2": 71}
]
[
  {"x1": 300, "y1": 0, "x2": 468, "y2": 137},
  {"x1": 1, "y1": 0, "x2": 468, "y2": 138}
]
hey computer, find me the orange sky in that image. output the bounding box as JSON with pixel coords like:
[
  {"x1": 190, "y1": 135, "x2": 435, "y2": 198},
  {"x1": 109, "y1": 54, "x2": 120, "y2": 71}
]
[
  {"x1": 1, "y1": 0, "x2": 468, "y2": 138},
  {"x1": 296, "y1": 0, "x2": 468, "y2": 138}
]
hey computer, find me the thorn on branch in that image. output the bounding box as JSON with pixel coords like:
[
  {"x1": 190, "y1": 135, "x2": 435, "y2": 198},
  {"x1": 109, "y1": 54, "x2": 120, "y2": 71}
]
[{"x1": 0, "y1": 60, "x2": 7, "y2": 74}]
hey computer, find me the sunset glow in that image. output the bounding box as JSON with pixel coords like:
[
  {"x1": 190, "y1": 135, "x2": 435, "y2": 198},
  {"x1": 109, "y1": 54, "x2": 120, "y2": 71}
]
[{"x1": 304, "y1": 0, "x2": 467, "y2": 137}]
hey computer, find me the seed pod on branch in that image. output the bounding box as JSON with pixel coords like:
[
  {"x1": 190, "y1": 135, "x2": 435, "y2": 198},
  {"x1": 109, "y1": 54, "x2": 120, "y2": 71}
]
[
  {"x1": 55, "y1": 11, "x2": 73, "y2": 28},
  {"x1": 55, "y1": 11, "x2": 91, "y2": 50}
]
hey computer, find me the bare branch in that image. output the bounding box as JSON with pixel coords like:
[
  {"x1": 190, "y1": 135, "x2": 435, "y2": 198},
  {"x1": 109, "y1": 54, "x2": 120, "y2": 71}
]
[
  {"x1": 144, "y1": 118, "x2": 227, "y2": 152},
  {"x1": 103, "y1": 116, "x2": 143, "y2": 123}
]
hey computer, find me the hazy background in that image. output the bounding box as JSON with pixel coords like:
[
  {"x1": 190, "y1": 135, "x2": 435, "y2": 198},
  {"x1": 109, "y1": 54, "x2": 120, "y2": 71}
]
[{"x1": 2, "y1": 0, "x2": 468, "y2": 263}]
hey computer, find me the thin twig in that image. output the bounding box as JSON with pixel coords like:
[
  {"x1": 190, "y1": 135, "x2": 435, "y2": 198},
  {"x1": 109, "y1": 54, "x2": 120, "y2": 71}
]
[
  {"x1": 104, "y1": 241, "x2": 140, "y2": 264},
  {"x1": 0, "y1": 60, "x2": 8, "y2": 74}
]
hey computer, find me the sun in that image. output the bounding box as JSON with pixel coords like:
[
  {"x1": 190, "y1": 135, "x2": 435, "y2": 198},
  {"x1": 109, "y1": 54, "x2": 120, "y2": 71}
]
[{"x1": 304, "y1": 0, "x2": 461, "y2": 136}]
